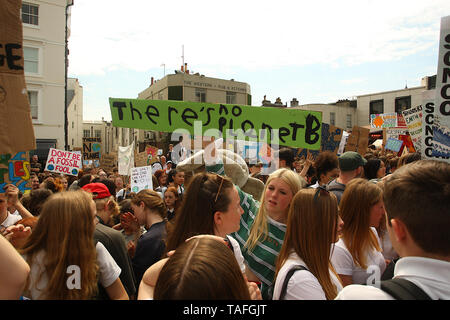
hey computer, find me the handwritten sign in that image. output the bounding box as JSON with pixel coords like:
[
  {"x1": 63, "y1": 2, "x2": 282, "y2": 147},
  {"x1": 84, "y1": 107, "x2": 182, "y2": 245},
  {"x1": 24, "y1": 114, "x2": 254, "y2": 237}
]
[
  {"x1": 83, "y1": 137, "x2": 102, "y2": 161},
  {"x1": 385, "y1": 138, "x2": 403, "y2": 152},
  {"x1": 131, "y1": 166, "x2": 153, "y2": 193},
  {"x1": 109, "y1": 99, "x2": 322, "y2": 150},
  {"x1": 0, "y1": 0, "x2": 36, "y2": 154},
  {"x1": 296, "y1": 123, "x2": 344, "y2": 160},
  {"x1": 432, "y1": 15, "x2": 450, "y2": 161},
  {"x1": 100, "y1": 153, "x2": 117, "y2": 172},
  {"x1": 0, "y1": 152, "x2": 31, "y2": 193},
  {"x1": 402, "y1": 105, "x2": 423, "y2": 153},
  {"x1": 45, "y1": 148, "x2": 82, "y2": 176},
  {"x1": 370, "y1": 113, "x2": 398, "y2": 129}
]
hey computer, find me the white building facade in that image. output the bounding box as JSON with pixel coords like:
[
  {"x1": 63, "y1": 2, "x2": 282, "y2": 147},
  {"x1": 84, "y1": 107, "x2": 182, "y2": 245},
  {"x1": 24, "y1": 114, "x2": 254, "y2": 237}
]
[{"x1": 22, "y1": 0, "x2": 73, "y2": 160}]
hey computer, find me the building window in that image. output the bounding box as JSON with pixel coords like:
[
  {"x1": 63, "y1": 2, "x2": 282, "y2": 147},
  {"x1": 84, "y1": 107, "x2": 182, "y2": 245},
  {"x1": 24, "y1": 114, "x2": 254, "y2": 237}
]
[
  {"x1": 27, "y1": 90, "x2": 38, "y2": 119},
  {"x1": 72, "y1": 138, "x2": 74, "y2": 146},
  {"x1": 226, "y1": 91, "x2": 236, "y2": 104},
  {"x1": 23, "y1": 47, "x2": 39, "y2": 74},
  {"x1": 395, "y1": 96, "x2": 411, "y2": 114},
  {"x1": 346, "y1": 114, "x2": 352, "y2": 129},
  {"x1": 95, "y1": 130, "x2": 102, "y2": 138},
  {"x1": 22, "y1": 3, "x2": 39, "y2": 26},
  {"x1": 83, "y1": 130, "x2": 90, "y2": 138},
  {"x1": 330, "y1": 112, "x2": 336, "y2": 126},
  {"x1": 72, "y1": 121, "x2": 74, "y2": 129},
  {"x1": 195, "y1": 88, "x2": 206, "y2": 102},
  {"x1": 370, "y1": 99, "x2": 384, "y2": 118}
]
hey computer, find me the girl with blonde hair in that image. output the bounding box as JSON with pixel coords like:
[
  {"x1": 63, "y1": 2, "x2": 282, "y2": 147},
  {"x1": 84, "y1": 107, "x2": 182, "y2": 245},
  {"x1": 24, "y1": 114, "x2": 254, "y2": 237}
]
[
  {"x1": 331, "y1": 178, "x2": 387, "y2": 286},
  {"x1": 207, "y1": 162, "x2": 305, "y2": 299},
  {"x1": 273, "y1": 187, "x2": 343, "y2": 300},
  {"x1": 19, "y1": 191, "x2": 128, "y2": 300}
]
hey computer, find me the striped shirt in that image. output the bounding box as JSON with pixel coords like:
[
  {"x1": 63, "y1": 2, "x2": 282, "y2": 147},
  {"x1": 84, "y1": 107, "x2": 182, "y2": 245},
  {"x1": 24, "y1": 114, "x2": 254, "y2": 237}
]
[{"x1": 207, "y1": 163, "x2": 286, "y2": 299}]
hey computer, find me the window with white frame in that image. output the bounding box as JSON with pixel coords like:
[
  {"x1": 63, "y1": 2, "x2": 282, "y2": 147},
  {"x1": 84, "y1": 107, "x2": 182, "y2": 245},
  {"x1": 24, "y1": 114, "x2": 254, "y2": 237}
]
[
  {"x1": 346, "y1": 114, "x2": 352, "y2": 128},
  {"x1": 23, "y1": 47, "x2": 39, "y2": 74},
  {"x1": 22, "y1": 3, "x2": 39, "y2": 26},
  {"x1": 95, "y1": 130, "x2": 102, "y2": 138},
  {"x1": 27, "y1": 90, "x2": 38, "y2": 120},
  {"x1": 195, "y1": 88, "x2": 206, "y2": 102},
  {"x1": 83, "y1": 130, "x2": 90, "y2": 138},
  {"x1": 226, "y1": 91, "x2": 236, "y2": 104},
  {"x1": 330, "y1": 112, "x2": 336, "y2": 126}
]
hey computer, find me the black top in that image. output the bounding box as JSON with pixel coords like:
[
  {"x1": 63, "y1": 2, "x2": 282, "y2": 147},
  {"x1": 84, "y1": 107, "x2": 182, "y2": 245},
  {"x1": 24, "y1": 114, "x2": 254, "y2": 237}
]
[
  {"x1": 94, "y1": 223, "x2": 137, "y2": 299},
  {"x1": 132, "y1": 220, "x2": 167, "y2": 288}
]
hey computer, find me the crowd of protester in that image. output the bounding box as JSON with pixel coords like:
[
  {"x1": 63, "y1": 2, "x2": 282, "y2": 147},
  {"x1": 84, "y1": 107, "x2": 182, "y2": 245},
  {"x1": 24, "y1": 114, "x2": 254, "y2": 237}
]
[{"x1": 1, "y1": 143, "x2": 449, "y2": 301}]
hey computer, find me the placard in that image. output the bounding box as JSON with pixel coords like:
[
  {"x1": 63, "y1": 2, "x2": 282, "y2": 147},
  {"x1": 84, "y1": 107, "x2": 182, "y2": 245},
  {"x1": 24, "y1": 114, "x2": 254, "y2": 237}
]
[
  {"x1": 109, "y1": 98, "x2": 322, "y2": 150},
  {"x1": 45, "y1": 148, "x2": 82, "y2": 176},
  {"x1": 370, "y1": 113, "x2": 398, "y2": 129},
  {"x1": 385, "y1": 138, "x2": 403, "y2": 152},
  {"x1": 130, "y1": 166, "x2": 153, "y2": 193},
  {"x1": 0, "y1": 0, "x2": 36, "y2": 155},
  {"x1": 344, "y1": 126, "x2": 370, "y2": 155},
  {"x1": 402, "y1": 105, "x2": 423, "y2": 153},
  {"x1": 83, "y1": 137, "x2": 102, "y2": 161},
  {"x1": 0, "y1": 152, "x2": 30, "y2": 193},
  {"x1": 118, "y1": 142, "x2": 134, "y2": 176},
  {"x1": 432, "y1": 15, "x2": 450, "y2": 161}
]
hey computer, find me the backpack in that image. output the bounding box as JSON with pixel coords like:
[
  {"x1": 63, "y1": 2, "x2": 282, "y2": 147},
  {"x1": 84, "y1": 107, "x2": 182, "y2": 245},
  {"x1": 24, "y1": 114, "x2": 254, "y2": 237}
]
[
  {"x1": 380, "y1": 278, "x2": 431, "y2": 300},
  {"x1": 268, "y1": 265, "x2": 309, "y2": 300}
]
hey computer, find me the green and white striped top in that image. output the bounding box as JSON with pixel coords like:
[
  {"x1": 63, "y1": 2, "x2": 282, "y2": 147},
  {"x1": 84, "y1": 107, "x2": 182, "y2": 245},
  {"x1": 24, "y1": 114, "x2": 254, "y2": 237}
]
[{"x1": 207, "y1": 163, "x2": 286, "y2": 300}]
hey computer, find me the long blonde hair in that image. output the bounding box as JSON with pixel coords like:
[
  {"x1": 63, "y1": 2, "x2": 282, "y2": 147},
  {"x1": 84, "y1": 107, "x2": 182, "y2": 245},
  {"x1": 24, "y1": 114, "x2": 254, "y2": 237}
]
[
  {"x1": 20, "y1": 191, "x2": 99, "y2": 300},
  {"x1": 275, "y1": 188, "x2": 341, "y2": 300},
  {"x1": 245, "y1": 168, "x2": 304, "y2": 251},
  {"x1": 339, "y1": 178, "x2": 382, "y2": 269}
]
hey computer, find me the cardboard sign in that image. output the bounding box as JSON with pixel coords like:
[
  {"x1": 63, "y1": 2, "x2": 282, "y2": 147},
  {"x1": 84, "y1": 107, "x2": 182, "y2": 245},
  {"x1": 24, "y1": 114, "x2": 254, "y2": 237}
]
[
  {"x1": 0, "y1": 152, "x2": 31, "y2": 193},
  {"x1": 118, "y1": 142, "x2": 134, "y2": 176},
  {"x1": 432, "y1": 15, "x2": 450, "y2": 161},
  {"x1": 135, "y1": 151, "x2": 149, "y2": 167},
  {"x1": 100, "y1": 153, "x2": 117, "y2": 172},
  {"x1": 385, "y1": 138, "x2": 403, "y2": 152},
  {"x1": 145, "y1": 145, "x2": 159, "y2": 164},
  {"x1": 344, "y1": 126, "x2": 370, "y2": 155},
  {"x1": 45, "y1": 148, "x2": 82, "y2": 176},
  {"x1": 402, "y1": 105, "x2": 423, "y2": 153},
  {"x1": 370, "y1": 113, "x2": 398, "y2": 129},
  {"x1": 83, "y1": 137, "x2": 102, "y2": 161},
  {"x1": 296, "y1": 122, "x2": 344, "y2": 160},
  {"x1": 0, "y1": 0, "x2": 36, "y2": 154},
  {"x1": 109, "y1": 98, "x2": 322, "y2": 150},
  {"x1": 130, "y1": 166, "x2": 153, "y2": 193}
]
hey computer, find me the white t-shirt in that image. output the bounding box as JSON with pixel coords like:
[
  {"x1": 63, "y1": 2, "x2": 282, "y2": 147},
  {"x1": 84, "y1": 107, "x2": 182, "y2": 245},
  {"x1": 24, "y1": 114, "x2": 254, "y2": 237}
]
[
  {"x1": 227, "y1": 235, "x2": 246, "y2": 274},
  {"x1": 331, "y1": 227, "x2": 386, "y2": 285},
  {"x1": 0, "y1": 212, "x2": 22, "y2": 230},
  {"x1": 335, "y1": 256, "x2": 450, "y2": 300},
  {"x1": 23, "y1": 242, "x2": 121, "y2": 300},
  {"x1": 272, "y1": 252, "x2": 343, "y2": 300}
]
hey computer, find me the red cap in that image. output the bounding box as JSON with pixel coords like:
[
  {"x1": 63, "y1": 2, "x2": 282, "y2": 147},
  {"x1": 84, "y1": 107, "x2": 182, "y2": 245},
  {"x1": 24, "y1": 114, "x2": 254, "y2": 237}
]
[{"x1": 81, "y1": 183, "x2": 111, "y2": 199}]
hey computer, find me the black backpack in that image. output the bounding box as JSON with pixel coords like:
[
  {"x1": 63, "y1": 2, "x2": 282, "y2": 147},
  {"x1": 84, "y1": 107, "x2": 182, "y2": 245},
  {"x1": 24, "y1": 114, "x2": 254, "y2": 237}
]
[
  {"x1": 268, "y1": 265, "x2": 309, "y2": 300},
  {"x1": 380, "y1": 278, "x2": 431, "y2": 300}
]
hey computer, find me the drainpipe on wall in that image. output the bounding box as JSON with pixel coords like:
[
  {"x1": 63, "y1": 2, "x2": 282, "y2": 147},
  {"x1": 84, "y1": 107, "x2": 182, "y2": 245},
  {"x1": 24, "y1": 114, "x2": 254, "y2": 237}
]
[{"x1": 64, "y1": 0, "x2": 74, "y2": 151}]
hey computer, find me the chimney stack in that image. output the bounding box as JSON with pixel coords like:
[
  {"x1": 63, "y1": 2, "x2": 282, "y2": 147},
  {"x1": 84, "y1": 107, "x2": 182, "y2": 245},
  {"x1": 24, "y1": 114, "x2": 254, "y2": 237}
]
[{"x1": 151, "y1": 77, "x2": 154, "y2": 85}]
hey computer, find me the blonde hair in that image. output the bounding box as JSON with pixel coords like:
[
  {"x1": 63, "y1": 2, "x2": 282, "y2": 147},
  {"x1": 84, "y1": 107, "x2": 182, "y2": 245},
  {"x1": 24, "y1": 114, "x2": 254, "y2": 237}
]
[
  {"x1": 94, "y1": 196, "x2": 120, "y2": 224},
  {"x1": 275, "y1": 188, "x2": 341, "y2": 299},
  {"x1": 245, "y1": 168, "x2": 304, "y2": 251},
  {"x1": 339, "y1": 178, "x2": 383, "y2": 269},
  {"x1": 20, "y1": 191, "x2": 98, "y2": 299}
]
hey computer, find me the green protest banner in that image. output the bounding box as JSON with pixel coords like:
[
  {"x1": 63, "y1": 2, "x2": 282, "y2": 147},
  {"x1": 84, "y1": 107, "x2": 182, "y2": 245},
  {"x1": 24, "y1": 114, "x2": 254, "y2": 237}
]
[{"x1": 109, "y1": 98, "x2": 322, "y2": 150}]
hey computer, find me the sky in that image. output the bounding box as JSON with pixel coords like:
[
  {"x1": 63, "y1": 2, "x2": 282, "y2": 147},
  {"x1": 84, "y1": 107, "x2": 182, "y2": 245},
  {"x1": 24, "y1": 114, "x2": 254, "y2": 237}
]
[{"x1": 67, "y1": 0, "x2": 450, "y2": 121}]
